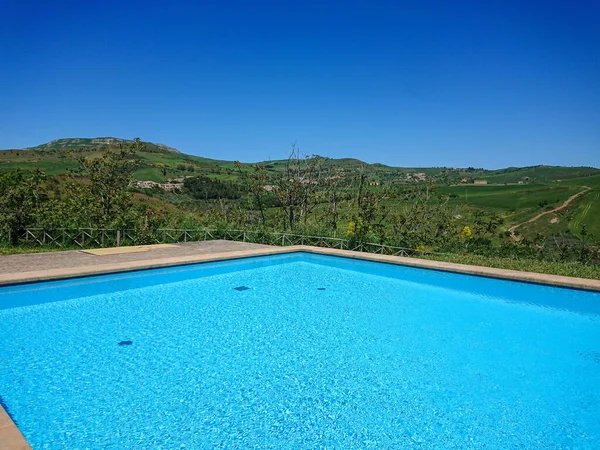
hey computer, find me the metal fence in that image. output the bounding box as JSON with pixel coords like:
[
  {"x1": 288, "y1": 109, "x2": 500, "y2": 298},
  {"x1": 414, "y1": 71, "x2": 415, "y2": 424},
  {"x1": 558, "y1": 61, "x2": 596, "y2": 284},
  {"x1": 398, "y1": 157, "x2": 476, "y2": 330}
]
[{"x1": 0, "y1": 227, "x2": 424, "y2": 258}]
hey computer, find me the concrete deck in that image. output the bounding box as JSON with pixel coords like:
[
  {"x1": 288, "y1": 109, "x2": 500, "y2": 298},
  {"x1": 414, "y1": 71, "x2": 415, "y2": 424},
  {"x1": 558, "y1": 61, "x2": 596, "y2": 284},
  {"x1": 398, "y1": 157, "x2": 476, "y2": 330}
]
[
  {"x1": 0, "y1": 407, "x2": 30, "y2": 450},
  {"x1": 0, "y1": 240, "x2": 271, "y2": 277},
  {"x1": 1, "y1": 240, "x2": 600, "y2": 449}
]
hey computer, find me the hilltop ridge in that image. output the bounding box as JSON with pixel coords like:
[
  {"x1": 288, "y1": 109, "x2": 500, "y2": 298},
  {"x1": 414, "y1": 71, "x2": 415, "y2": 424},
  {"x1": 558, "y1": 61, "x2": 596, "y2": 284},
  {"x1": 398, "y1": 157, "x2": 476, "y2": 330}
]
[
  {"x1": 1, "y1": 138, "x2": 599, "y2": 185},
  {"x1": 22, "y1": 137, "x2": 181, "y2": 154}
]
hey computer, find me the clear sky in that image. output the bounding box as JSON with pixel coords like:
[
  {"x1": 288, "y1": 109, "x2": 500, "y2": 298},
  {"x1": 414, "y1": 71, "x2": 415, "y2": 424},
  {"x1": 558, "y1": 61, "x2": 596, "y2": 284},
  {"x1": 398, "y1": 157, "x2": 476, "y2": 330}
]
[{"x1": 1, "y1": 0, "x2": 599, "y2": 168}]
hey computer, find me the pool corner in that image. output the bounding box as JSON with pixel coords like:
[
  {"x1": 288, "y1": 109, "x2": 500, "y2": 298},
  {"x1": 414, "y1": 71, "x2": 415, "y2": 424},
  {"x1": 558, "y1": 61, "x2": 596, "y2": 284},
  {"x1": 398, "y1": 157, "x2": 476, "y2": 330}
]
[{"x1": 0, "y1": 405, "x2": 31, "y2": 450}]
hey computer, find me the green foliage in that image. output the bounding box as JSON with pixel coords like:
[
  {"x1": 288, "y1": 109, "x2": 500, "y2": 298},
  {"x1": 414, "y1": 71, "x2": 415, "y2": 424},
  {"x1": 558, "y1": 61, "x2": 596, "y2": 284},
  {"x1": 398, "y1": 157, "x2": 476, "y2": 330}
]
[
  {"x1": 385, "y1": 183, "x2": 455, "y2": 249},
  {"x1": 418, "y1": 253, "x2": 600, "y2": 280},
  {"x1": 184, "y1": 176, "x2": 243, "y2": 200},
  {"x1": 0, "y1": 169, "x2": 46, "y2": 243},
  {"x1": 347, "y1": 172, "x2": 389, "y2": 244},
  {"x1": 68, "y1": 139, "x2": 141, "y2": 227},
  {"x1": 235, "y1": 162, "x2": 269, "y2": 226}
]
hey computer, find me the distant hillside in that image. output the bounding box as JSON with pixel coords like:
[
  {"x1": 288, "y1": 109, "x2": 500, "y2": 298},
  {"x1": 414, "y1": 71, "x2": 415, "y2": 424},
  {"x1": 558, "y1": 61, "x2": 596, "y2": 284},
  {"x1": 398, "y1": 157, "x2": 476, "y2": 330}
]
[
  {"x1": 257, "y1": 156, "x2": 386, "y2": 171},
  {"x1": 474, "y1": 165, "x2": 600, "y2": 184},
  {"x1": 1, "y1": 138, "x2": 598, "y2": 185},
  {"x1": 23, "y1": 137, "x2": 181, "y2": 154},
  {"x1": 2, "y1": 138, "x2": 600, "y2": 240}
]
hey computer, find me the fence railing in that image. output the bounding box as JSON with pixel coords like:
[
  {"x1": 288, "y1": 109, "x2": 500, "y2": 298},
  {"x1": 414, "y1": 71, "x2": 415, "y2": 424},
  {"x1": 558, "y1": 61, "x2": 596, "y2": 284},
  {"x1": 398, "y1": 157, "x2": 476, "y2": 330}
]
[{"x1": 0, "y1": 228, "x2": 426, "y2": 258}]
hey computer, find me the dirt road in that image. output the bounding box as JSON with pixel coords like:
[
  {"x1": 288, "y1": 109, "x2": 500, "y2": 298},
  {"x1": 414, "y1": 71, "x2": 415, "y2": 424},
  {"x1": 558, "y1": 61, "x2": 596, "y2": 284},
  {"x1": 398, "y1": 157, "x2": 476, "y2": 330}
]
[{"x1": 508, "y1": 187, "x2": 591, "y2": 240}]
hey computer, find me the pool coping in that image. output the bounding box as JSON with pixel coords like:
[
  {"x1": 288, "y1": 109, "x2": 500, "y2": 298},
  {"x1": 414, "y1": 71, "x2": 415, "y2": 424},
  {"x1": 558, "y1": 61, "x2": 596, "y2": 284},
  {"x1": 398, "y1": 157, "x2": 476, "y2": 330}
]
[
  {"x1": 1, "y1": 244, "x2": 600, "y2": 449},
  {"x1": 0, "y1": 407, "x2": 30, "y2": 450},
  {"x1": 0, "y1": 244, "x2": 599, "y2": 291}
]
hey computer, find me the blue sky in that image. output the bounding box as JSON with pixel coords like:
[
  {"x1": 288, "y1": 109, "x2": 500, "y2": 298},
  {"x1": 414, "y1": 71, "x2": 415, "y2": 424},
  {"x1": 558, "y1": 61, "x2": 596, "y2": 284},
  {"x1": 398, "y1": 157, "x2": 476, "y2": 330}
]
[{"x1": 1, "y1": 0, "x2": 599, "y2": 168}]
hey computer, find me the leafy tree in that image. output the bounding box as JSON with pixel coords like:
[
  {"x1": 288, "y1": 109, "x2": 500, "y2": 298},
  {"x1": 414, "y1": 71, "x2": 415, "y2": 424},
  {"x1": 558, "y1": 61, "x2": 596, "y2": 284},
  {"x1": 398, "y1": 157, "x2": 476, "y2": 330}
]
[
  {"x1": 321, "y1": 167, "x2": 347, "y2": 232},
  {"x1": 472, "y1": 210, "x2": 504, "y2": 237},
  {"x1": 273, "y1": 145, "x2": 322, "y2": 230},
  {"x1": 235, "y1": 162, "x2": 269, "y2": 226},
  {"x1": 0, "y1": 169, "x2": 47, "y2": 243},
  {"x1": 68, "y1": 139, "x2": 141, "y2": 226},
  {"x1": 347, "y1": 170, "x2": 390, "y2": 243},
  {"x1": 184, "y1": 175, "x2": 243, "y2": 200},
  {"x1": 388, "y1": 182, "x2": 456, "y2": 249}
]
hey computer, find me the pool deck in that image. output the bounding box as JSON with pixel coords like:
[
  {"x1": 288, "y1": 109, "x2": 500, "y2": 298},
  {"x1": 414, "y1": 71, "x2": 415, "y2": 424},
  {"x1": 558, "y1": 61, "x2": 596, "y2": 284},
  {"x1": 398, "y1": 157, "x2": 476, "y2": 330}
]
[
  {"x1": 1, "y1": 240, "x2": 600, "y2": 449},
  {"x1": 0, "y1": 408, "x2": 30, "y2": 450},
  {"x1": 0, "y1": 240, "x2": 271, "y2": 278},
  {"x1": 0, "y1": 240, "x2": 599, "y2": 291}
]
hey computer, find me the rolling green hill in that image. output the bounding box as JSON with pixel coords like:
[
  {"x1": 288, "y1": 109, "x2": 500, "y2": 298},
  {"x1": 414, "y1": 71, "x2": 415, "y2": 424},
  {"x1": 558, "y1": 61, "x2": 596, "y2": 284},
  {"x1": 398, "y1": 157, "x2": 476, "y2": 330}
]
[
  {"x1": 0, "y1": 138, "x2": 233, "y2": 181},
  {"x1": 473, "y1": 165, "x2": 600, "y2": 184},
  {"x1": 2, "y1": 137, "x2": 598, "y2": 184},
  {"x1": 1, "y1": 137, "x2": 598, "y2": 239},
  {"x1": 23, "y1": 137, "x2": 181, "y2": 154}
]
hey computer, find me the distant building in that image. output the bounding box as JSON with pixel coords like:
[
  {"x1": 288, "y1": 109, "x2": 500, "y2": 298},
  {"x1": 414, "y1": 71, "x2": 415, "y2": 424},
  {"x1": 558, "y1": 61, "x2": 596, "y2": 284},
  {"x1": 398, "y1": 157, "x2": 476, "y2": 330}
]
[
  {"x1": 134, "y1": 181, "x2": 160, "y2": 189},
  {"x1": 134, "y1": 180, "x2": 182, "y2": 192},
  {"x1": 160, "y1": 183, "x2": 181, "y2": 192},
  {"x1": 473, "y1": 179, "x2": 488, "y2": 185},
  {"x1": 518, "y1": 181, "x2": 524, "y2": 184},
  {"x1": 460, "y1": 178, "x2": 468, "y2": 183}
]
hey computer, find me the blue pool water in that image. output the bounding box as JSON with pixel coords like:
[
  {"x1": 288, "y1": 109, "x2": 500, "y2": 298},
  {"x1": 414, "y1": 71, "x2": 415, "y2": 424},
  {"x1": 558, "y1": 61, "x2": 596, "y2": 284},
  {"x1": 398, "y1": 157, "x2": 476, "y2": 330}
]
[{"x1": 1, "y1": 252, "x2": 599, "y2": 449}]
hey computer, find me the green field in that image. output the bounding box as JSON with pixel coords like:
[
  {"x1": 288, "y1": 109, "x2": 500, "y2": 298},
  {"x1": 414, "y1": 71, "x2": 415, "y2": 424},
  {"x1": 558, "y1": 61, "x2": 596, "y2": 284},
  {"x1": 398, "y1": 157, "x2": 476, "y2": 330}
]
[
  {"x1": 504, "y1": 175, "x2": 599, "y2": 239},
  {"x1": 437, "y1": 183, "x2": 582, "y2": 231},
  {"x1": 440, "y1": 184, "x2": 578, "y2": 209},
  {"x1": 474, "y1": 165, "x2": 600, "y2": 184}
]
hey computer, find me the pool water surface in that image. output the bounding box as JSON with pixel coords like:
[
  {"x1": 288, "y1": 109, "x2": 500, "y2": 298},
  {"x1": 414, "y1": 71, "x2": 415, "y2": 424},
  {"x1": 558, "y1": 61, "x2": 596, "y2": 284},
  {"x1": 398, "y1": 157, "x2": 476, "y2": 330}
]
[{"x1": 1, "y1": 253, "x2": 599, "y2": 448}]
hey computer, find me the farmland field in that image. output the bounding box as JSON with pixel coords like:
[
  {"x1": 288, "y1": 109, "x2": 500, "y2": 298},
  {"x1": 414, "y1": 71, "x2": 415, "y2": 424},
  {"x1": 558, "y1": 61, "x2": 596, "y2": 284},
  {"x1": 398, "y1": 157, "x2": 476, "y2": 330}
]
[
  {"x1": 438, "y1": 184, "x2": 583, "y2": 227},
  {"x1": 512, "y1": 175, "x2": 600, "y2": 239}
]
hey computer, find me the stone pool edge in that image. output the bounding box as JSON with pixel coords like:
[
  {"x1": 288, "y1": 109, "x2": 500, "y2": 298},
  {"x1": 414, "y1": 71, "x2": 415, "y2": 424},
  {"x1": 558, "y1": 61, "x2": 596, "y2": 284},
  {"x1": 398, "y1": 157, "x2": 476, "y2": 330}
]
[
  {"x1": 0, "y1": 406, "x2": 30, "y2": 450},
  {"x1": 1, "y1": 244, "x2": 599, "y2": 291},
  {"x1": 1, "y1": 243, "x2": 600, "y2": 449}
]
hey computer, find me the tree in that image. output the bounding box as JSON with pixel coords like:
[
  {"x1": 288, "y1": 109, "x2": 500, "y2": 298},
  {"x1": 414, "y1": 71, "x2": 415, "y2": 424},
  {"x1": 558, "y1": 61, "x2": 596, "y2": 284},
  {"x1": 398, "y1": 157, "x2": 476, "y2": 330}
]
[
  {"x1": 388, "y1": 182, "x2": 456, "y2": 249},
  {"x1": 321, "y1": 167, "x2": 347, "y2": 232},
  {"x1": 0, "y1": 169, "x2": 47, "y2": 243},
  {"x1": 273, "y1": 145, "x2": 322, "y2": 230},
  {"x1": 184, "y1": 175, "x2": 242, "y2": 200},
  {"x1": 347, "y1": 169, "x2": 389, "y2": 243},
  {"x1": 68, "y1": 139, "x2": 141, "y2": 226},
  {"x1": 235, "y1": 161, "x2": 269, "y2": 226}
]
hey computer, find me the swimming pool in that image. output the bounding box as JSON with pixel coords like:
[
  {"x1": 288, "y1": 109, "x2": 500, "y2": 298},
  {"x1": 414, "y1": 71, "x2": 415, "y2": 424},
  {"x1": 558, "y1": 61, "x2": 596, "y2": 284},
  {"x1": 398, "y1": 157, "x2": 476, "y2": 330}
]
[{"x1": 1, "y1": 252, "x2": 599, "y2": 448}]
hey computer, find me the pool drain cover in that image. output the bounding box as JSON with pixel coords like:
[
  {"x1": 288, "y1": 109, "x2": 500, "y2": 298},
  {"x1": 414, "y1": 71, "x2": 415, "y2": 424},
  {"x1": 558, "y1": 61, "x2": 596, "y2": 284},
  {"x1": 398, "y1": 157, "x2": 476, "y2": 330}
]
[
  {"x1": 317, "y1": 288, "x2": 326, "y2": 290},
  {"x1": 234, "y1": 286, "x2": 250, "y2": 291},
  {"x1": 118, "y1": 341, "x2": 133, "y2": 346}
]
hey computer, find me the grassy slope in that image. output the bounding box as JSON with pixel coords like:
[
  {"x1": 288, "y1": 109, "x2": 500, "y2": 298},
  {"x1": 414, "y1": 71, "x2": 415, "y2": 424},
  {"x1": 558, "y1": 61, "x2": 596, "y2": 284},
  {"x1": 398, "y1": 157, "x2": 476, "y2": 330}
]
[
  {"x1": 438, "y1": 184, "x2": 582, "y2": 231},
  {"x1": 0, "y1": 145, "x2": 238, "y2": 182},
  {"x1": 1, "y1": 138, "x2": 598, "y2": 239},
  {"x1": 517, "y1": 174, "x2": 600, "y2": 239},
  {"x1": 2, "y1": 138, "x2": 597, "y2": 183},
  {"x1": 473, "y1": 165, "x2": 600, "y2": 183}
]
